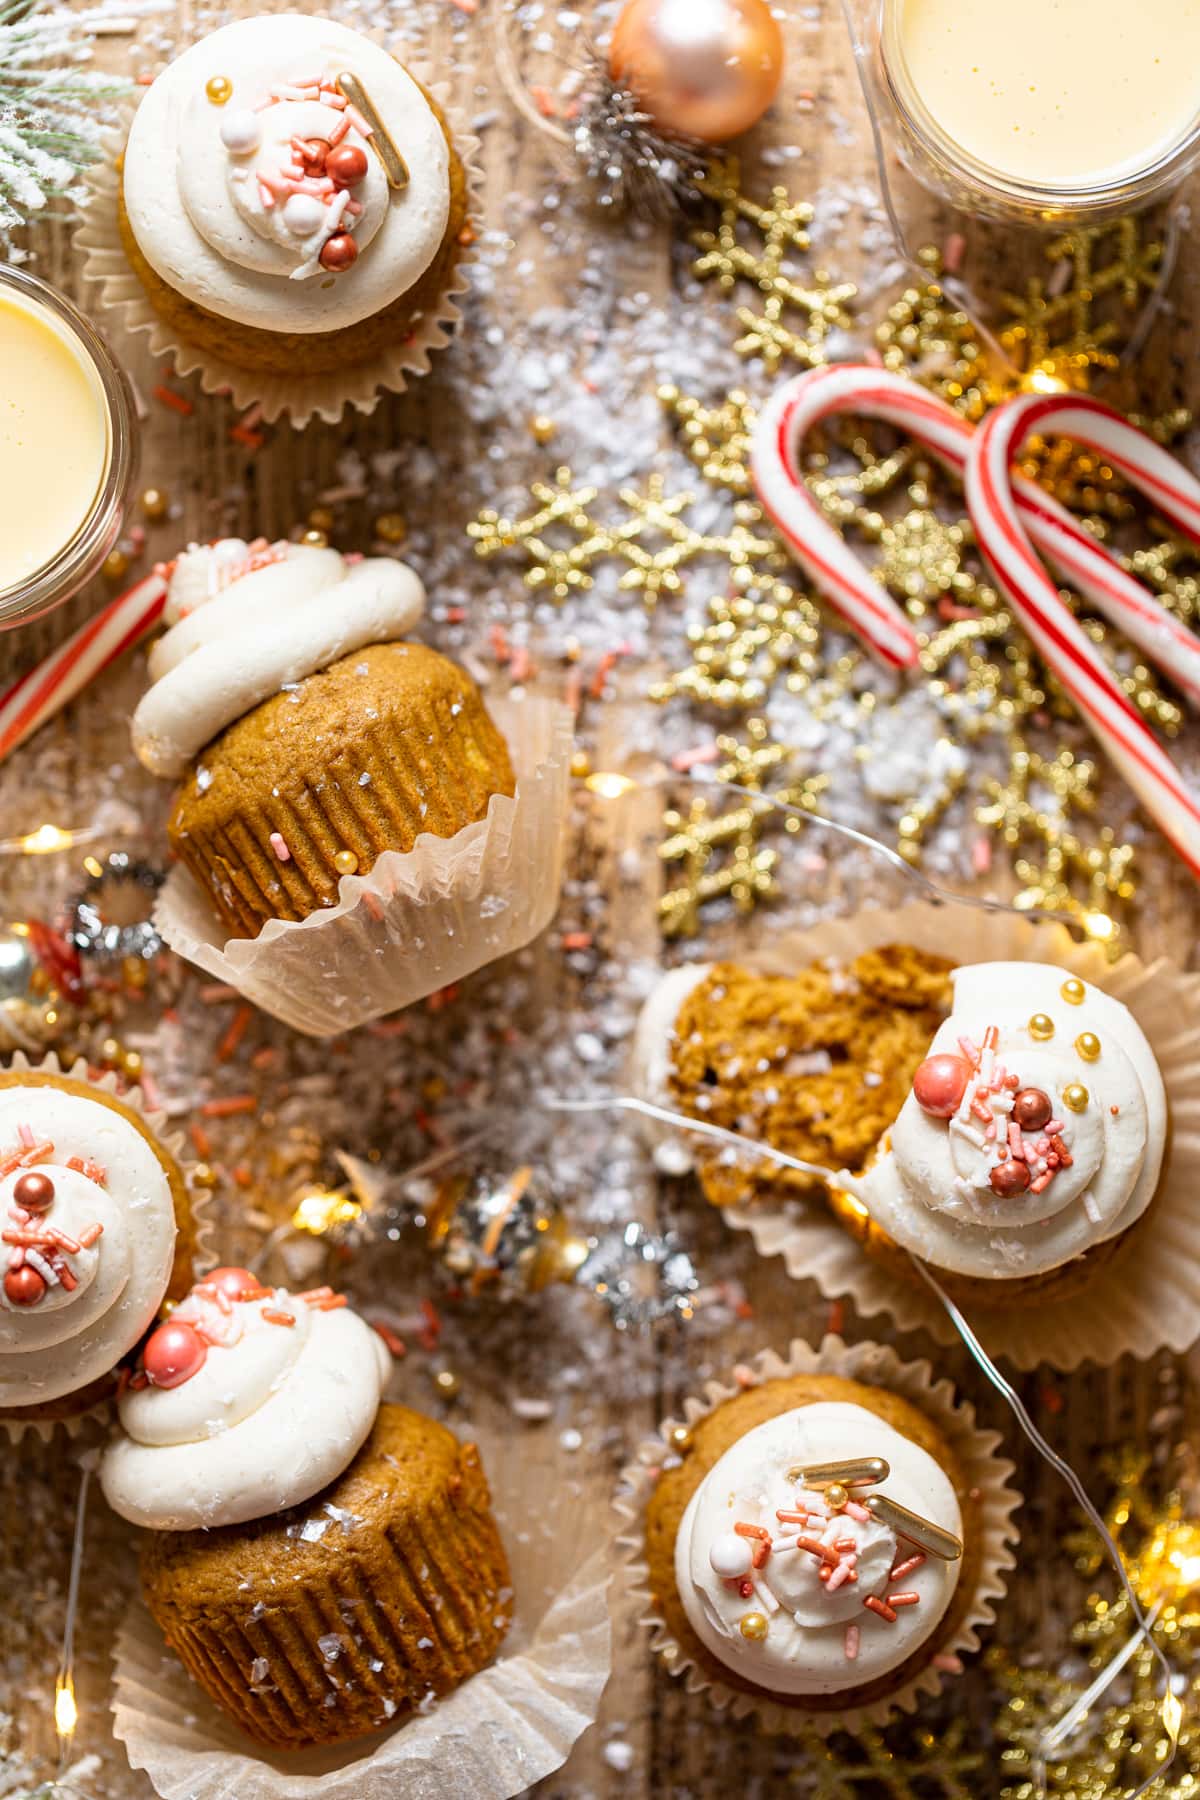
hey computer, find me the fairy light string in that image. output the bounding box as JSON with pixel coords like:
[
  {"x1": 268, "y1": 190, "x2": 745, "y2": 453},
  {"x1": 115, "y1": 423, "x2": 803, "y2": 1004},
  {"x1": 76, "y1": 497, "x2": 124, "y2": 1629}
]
[{"x1": 545, "y1": 1092, "x2": 1181, "y2": 1797}]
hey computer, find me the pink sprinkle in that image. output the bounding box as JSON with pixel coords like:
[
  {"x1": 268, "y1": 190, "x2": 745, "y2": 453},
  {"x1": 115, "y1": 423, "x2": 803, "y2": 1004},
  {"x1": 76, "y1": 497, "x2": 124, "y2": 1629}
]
[
  {"x1": 258, "y1": 181, "x2": 275, "y2": 208},
  {"x1": 1046, "y1": 1118, "x2": 1065, "y2": 1134},
  {"x1": 984, "y1": 1119, "x2": 996, "y2": 1141},
  {"x1": 1030, "y1": 1170, "x2": 1055, "y2": 1194},
  {"x1": 321, "y1": 89, "x2": 348, "y2": 109},
  {"x1": 1034, "y1": 1136, "x2": 1050, "y2": 1156},
  {"x1": 346, "y1": 199, "x2": 363, "y2": 216},
  {"x1": 932, "y1": 1653, "x2": 963, "y2": 1674},
  {"x1": 329, "y1": 114, "x2": 352, "y2": 144},
  {"x1": 890, "y1": 1552, "x2": 926, "y2": 1581},
  {"x1": 671, "y1": 742, "x2": 720, "y2": 773},
  {"x1": 16, "y1": 1124, "x2": 33, "y2": 1148},
  {"x1": 827, "y1": 1561, "x2": 852, "y2": 1591},
  {"x1": 943, "y1": 231, "x2": 966, "y2": 273},
  {"x1": 887, "y1": 1591, "x2": 921, "y2": 1606},
  {"x1": 270, "y1": 832, "x2": 291, "y2": 863},
  {"x1": 344, "y1": 103, "x2": 373, "y2": 136},
  {"x1": 844, "y1": 1624, "x2": 860, "y2": 1661},
  {"x1": 971, "y1": 834, "x2": 991, "y2": 874},
  {"x1": 1007, "y1": 1124, "x2": 1026, "y2": 1160},
  {"x1": 958, "y1": 1035, "x2": 980, "y2": 1066},
  {"x1": 844, "y1": 1501, "x2": 870, "y2": 1523}
]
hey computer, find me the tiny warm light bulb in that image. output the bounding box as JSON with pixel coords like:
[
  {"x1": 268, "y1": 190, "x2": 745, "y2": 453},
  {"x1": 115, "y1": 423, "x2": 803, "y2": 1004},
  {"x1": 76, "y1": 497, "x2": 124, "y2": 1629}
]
[
  {"x1": 1162, "y1": 1687, "x2": 1184, "y2": 1740},
  {"x1": 54, "y1": 1675, "x2": 78, "y2": 1738},
  {"x1": 290, "y1": 1190, "x2": 362, "y2": 1236},
  {"x1": 1081, "y1": 910, "x2": 1119, "y2": 944},
  {"x1": 585, "y1": 771, "x2": 637, "y2": 800},
  {"x1": 20, "y1": 823, "x2": 75, "y2": 854},
  {"x1": 1024, "y1": 364, "x2": 1070, "y2": 396}
]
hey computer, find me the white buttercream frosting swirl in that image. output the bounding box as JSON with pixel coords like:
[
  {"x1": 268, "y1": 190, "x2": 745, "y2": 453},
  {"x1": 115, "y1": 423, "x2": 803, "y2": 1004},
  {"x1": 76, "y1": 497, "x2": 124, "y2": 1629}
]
[
  {"x1": 853, "y1": 961, "x2": 1165, "y2": 1279},
  {"x1": 0, "y1": 1084, "x2": 178, "y2": 1410},
  {"x1": 122, "y1": 14, "x2": 452, "y2": 332},
  {"x1": 131, "y1": 537, "x2": 426, "y2": 776},
  {"x1": 100, "y1": 1279, "x2": 392, "y2": 1528},
  {"x1": 675, "y1": 1402, "x2": 962, "y2": 1694}
]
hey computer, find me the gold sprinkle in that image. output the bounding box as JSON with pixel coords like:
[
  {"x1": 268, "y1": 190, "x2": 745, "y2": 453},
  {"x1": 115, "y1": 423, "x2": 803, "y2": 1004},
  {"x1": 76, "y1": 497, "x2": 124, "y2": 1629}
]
[
  {"x1": 1029, "y1": 1013, "x2": 1055, "y2": 1041},
  {"x1": 739, "y1": 1611, "x2": 769, "y2": 1641},
  {"x1": 1060, "y1": 978, "x2": 1086, "y2": 1006},
  {"x1": 205, "y1": 75, "x2": 232, "y2": 105},
  {"x1": 336, "y1": 70, "x2": 409, "y2": 188},
  {"x1": 570, "y1": 750, "x2": 592, "y2": 779},
  {"x1": 102, "y1": 549, "x2": 129, "y2": 583},
  {"x1": 140, "y1": 486, "x2": 169, "y2": 521},
  {"x1": 1063, "y1": 1083, "x2": 1090, "y2": 1113},
  {"x1": 307, "y1": 507, "x2": 335, "y2": 533},
  {"x1": 530, "y1": 414, "x2": 558, "y2": 445},
  {"x1": 824, "y1": 1482, "x2": 849, "y2": 1512},
  {"x1": 374, "y1": 512, "x2": 408, "y2": 545},
  {"x1": 666, "y1": 1424, "x2": 693, "y2": 1455},
  {"x1": 1075, "y1": 1032, "x2": 1102, "y2": 1062},
  {"x1": 300, "y1": 528, "x2": 328, "y2": 548},
  {"x1": 433, "y1": 1369, "x2": 460, "y2": 1398},
  {"x1": 333, "y1": 849, "x2": 359, "y2": 877}
]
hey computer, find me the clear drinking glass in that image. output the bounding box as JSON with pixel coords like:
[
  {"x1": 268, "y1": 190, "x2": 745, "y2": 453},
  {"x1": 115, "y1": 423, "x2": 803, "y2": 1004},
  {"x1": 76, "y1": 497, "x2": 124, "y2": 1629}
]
[{"x1": 0, "y1": 266, "x2": 138, "y2": 630}]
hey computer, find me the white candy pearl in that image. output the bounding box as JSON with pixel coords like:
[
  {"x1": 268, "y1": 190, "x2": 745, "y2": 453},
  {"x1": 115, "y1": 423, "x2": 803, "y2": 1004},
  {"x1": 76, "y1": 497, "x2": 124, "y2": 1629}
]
[
  {"x1": 282, "y1": 193, "x2": 325, "y2": 237},
  {"x1": 219, "y1": 109, "x2": 261, "y2": 156},
  {"x1": 708, "y1": 1531, "x2": 753, "y2": 1579}
]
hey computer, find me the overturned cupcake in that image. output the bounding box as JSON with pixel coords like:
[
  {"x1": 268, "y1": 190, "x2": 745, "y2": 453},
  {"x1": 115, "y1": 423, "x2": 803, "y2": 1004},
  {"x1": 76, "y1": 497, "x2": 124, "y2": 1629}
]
[
  {"x1": 625, "y1": 1341, "x2": 1018, "y2": 1730},
  {"x1": 91, "y1": 13, "x2": 476, "y2": 418},
  {"x1": 101, "y1": 1269, "x2": 512, "y2": 1750},
  {"x1": 133, "y1": 537, "x2": 515, "y2": 941},
  {"x1": 0, "y1": 1060, "x2": 196, "y2": 1431}
]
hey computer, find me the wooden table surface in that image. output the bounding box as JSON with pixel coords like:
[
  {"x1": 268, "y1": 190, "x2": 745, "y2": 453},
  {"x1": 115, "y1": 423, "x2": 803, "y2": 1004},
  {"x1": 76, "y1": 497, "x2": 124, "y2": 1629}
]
[{"x1": 4, "y1": 3, "x2": 1200, "y2": 1797}]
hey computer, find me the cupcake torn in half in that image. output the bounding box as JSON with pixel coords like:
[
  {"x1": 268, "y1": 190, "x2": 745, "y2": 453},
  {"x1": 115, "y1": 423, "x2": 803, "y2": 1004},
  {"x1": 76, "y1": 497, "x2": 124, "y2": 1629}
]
[
  {"x1": 634, "y1": 949, "x2": 1168, "y2": 1308},
  {"x1": 101, "y1": 1269, "x2": 513, "y2": 1751},
  {"x1": 132, "y1": 538, "x2": 515, "y2": 941}
]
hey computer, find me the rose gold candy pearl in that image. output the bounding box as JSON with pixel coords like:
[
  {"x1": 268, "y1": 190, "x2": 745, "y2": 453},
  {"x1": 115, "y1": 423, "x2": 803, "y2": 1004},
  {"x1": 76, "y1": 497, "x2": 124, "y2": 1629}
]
[
  {"x1": 989, "y1": 1159, "x2": 1032, "y2": 1198},
  {"x1": 4, "y1": 1265, "x2": 46, "y2": 1306},
  {"x1": 912, "y1": 1053, "x2": 972, "y2": 1118},
  {"x1": 326, "y1": 144, "x2": 368, "y2": 187},
  {"x1": 1012, "y1": 1087, "x2": 1052, "y2": 1131},
  {"x1": 319, "y1": 233, "x2": 359, "y2": 272},
  {"x1": 12, "y1": 1170, "x2": 55, "y2": 1213},
  {"x1": 143, "y1": 1319, "x2": 208, "y2": 1388}
]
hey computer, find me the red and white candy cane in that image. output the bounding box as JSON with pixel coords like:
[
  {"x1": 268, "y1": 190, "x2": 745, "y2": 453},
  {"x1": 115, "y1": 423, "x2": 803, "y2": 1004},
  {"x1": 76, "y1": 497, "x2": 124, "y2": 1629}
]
[
  {"x1": 967, "y1": 394, "x2": 1200, "y2": 881},
  {"x1": 0, "y1": 571, "x2": 168, "y2": 768},
  {"x1": 752, "y1": 365, "x2": 1200, "y2": 706}
]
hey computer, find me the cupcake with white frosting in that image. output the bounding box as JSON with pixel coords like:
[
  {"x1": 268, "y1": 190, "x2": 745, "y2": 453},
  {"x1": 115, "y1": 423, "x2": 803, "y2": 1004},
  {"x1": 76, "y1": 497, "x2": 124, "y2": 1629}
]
[
  {"x1": 626, "y1": 1341, "x2": 1019, "y2": 1730},
  {"x1": 101, "y1": 1270, "x2": 513, "y2": 1750},
  {"x1": 133, "y1": 537, "x2": 515, "y2": 940},
  {"x1": 0, "y1": 1060, "x2": 196, "y2": 1431},
  {"x1": 111, "y1": 13, "x2": 473, "y2": 406}
]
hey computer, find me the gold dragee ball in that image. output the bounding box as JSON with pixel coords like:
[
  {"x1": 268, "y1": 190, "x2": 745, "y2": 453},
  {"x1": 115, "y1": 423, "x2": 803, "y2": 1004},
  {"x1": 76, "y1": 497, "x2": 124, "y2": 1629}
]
[
  {"x1": 206, "y1": 75, "x2": 233, "y2": 105},
  {"x1": 375, "y1": 512, "x2": 408, "y2": 545},
  {"x1": 667, "y1": 1423, "x2": 693, "y2": 1454},
  {"x1": 1028, "y1": 1013, "x2": 1055, "y2": 1041},
  {"x1": 1060, "y1": 978, "x2": 1086, "y2": 1006},
  {"x1": 140, "y1": 487, "x2": 169, "y2": 521},
  {"x1": 1075, "y1": 1032, "x2": 1102, "y2": 1062},
  {"x1": 1063, "y1": 1083, "x2": 1090, "y2": 1113},
  {"x1": 739, "y1": 1611, "x2": 769, "y2": 1641},
  {"x1": 103, "y1": 549, "x2": 129, "y2": 583},
  {"x1": 824, "y1": 1482, "x2": 849, "y2": 1512},
  {"x1": 333, "y1": 849, "x2": 359, "y2": 877},
  {"x1": 433, "y1": 1369, "x2": 461, "y2": 1398},
  {"x1": 300, "y1": 528, "x2": 328, "y2": 548},
  {"x1": 609, "y1": 0, "x2": 785, "y2": 143},
  {"x1": 307, "y1": 506, "x2": 335, "y2": 533},
  {"x1": 529, "y1": 414, "x2": 558, "y2": 445}
]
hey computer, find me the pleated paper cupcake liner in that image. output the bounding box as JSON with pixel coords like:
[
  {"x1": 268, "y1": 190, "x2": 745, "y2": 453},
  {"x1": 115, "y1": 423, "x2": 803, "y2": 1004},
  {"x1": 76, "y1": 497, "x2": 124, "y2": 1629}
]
[
  {"x1": 0, "y1": 1050, "x2": 214, "y2": 1443},
  {"x1": 111, "y1": 1424, "x2": 612, "y2": 1800},
  {"x1": 154, "y1": 699, "x2": 574, "y2": 1036},
  {"x1": 699, "y1": 903, "x2": 1200, "y2": 1371},
  {"x1": 77, "y1": 68, "x2": 481, "y2": 426},
  {"x1": 614, "y1": 1335, "x2": 1020, "y2": 1737}
]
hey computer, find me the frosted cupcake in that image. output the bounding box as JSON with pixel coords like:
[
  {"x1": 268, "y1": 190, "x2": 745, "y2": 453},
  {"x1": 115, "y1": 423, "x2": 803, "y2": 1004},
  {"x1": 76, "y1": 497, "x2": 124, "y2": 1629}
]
[
  {"x1": 631, "y1": 1352, "x2": 1018, "y2": 1726},
  {"x1": 101, "y1": 1271, "x2": 512, "y2": 1750},
  {"x1": 132, "y1": 538, "x2": 515, "y2": 940},
  {"x1": 0, "y1": 1063, "x2": 194, "y2": 1429},
  {"x1": 116, "y1": 14, "x2": 470, "y2": 389}
]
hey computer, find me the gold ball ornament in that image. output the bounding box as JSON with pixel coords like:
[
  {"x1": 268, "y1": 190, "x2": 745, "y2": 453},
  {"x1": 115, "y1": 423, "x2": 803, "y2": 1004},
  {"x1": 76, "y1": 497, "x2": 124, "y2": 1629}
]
[
  {"x1": 739, "y1": 1610, "x2": 769, "y2": 1641},
  {"x1": 1028, "y1": 1013, "x2": 1055, "y2": 1042},
  {"x1": 1075, "y1": 1032, "x2": 1102, "y2": 1062},
  {"x1": 1060, "y1": 978, "x2": 1086, "y2": 1006},
  {"x1": 1063, "y1": 1083, "x2": 1090, "y2": 1113},
  {"x1": 609, "y1": 0, "x2": 785, "y2": 144},
  {"x1": 824, "y1": 1482, "x2": 849, "y2": 1512}
]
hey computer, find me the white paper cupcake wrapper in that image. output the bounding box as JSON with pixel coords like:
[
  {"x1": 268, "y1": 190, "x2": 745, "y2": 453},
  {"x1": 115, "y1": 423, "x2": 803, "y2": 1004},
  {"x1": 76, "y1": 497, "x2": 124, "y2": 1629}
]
[
  {"x1": 153, "y1": 699, "x2": 574, "y2": 1036},
  {"x1": 0, "y1": 1049, "x2": 214, "y2": 1443},
  {"x1": 700, "y1": 902, "x2": 1200, "y2": 1371},
  {"x1": 614, "y1": 1334, "x2": 1020, "y2": 1737},
  {"x1": 112, "y1": 1465, "x2": 611, "y2": 1800},
  {"x1": 76, "y1": 69, "x2": 481, "y2": 426}
]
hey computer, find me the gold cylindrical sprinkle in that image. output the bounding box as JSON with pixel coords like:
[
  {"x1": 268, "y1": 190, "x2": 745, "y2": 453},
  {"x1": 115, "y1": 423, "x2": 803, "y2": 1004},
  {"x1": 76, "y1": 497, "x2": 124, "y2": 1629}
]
[
  {"x1": 866, "y1": 1493, "x2": 962, "y2": 1561},
  {"x1": 792, "y1": 1456, "x2": 890, "y2": 1488},
  {"x1": 337, "y1": 71, "x2": 409, "y2": 189}
]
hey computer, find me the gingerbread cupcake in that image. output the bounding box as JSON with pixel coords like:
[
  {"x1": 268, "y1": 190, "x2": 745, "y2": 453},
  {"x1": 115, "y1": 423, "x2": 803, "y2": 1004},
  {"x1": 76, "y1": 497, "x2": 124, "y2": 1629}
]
[
  {"x1": 101, "y1": 1270, "x2": 512, "y2": 1751},
  {"x1": 132, "y1": 538, "x2": 515, "y2": 941},
  {"x1": 0, "y1": 1059, "x2": 196, "y2": 1432},
  {"x1": 86, "y1": 13, "x2": 477, "y2": 419},
  {"x1": 620, "y1": 1339, "x2": 1019, "y2": 1732}
]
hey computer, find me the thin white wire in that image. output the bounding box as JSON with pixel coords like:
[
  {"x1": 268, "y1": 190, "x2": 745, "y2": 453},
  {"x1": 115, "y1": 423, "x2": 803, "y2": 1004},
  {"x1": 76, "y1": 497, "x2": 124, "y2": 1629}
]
[{"x1": 546, "y1": 1092, "x2": 1181, "y2": 1794}]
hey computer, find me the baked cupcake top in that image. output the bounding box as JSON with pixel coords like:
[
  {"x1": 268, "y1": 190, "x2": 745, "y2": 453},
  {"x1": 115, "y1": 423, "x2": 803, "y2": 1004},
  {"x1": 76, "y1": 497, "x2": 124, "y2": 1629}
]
[
  {"x1": 674, "y1": 1401, "x2": 962, "y2": 1694},
  {"x1": 853, "y1": 961, "x2": 1166, "y2": 1279},
  {"x1": 100, "y1": 1270, "x2": 391, "y2": 1529},
  {"x1": 131, "y1": 537, "x2": 426, "y2": 776},
  {"x1": 122, "y1": 14, "x2": 452, "y2": 334},
  {"x1": 0, "y1": 1079, "x2": 179, "y2": 1409}
]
